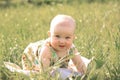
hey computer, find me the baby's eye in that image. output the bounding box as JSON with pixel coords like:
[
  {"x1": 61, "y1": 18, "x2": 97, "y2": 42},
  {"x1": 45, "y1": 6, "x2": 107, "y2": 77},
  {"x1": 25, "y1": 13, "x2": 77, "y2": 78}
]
[
  {"x1": 55, "y1": 35, "x2": 60, "y2": 38},
  {"x1": 65, "y1": 36, "x2": 71, "y2": 39}
]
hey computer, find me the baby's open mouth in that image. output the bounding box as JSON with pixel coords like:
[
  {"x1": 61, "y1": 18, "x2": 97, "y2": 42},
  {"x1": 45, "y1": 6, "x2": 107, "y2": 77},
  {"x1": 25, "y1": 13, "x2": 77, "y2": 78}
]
[{"x1": 59, "y1": 45, "x2": 65, "y2": 48}]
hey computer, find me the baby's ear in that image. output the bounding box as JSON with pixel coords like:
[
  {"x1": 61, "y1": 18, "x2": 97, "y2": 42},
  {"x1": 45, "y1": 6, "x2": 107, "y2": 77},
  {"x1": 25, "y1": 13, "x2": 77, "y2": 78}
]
[
  {"x1": 75, "y1": 36, "x2": 77, "y2": 39},
  {"x1": 47, "y1": 31, "x2": 51, "y2": 37},
  {"x1": 73, "y1": 35, "x2": 77, "y2": 40}
]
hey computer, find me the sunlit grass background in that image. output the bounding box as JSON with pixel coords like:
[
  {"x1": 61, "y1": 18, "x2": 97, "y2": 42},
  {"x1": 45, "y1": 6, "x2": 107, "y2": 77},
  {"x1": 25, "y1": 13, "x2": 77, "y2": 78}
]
[{"x1": 0, "y1": 0, "x2": 120, "y2": 80}]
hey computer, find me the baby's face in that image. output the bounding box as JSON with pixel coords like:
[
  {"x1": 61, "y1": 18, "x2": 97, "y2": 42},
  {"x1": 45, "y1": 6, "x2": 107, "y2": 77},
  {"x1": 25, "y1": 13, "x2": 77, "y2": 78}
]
[{"x1": 49, "y1": 21, "x2": 75, "y2": 52}]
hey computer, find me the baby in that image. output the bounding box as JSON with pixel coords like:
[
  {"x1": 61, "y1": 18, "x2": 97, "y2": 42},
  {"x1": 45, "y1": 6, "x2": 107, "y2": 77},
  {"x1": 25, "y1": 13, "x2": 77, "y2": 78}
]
[{"x1": 21, "y1": 14, "x2": 87, "y2": 79}]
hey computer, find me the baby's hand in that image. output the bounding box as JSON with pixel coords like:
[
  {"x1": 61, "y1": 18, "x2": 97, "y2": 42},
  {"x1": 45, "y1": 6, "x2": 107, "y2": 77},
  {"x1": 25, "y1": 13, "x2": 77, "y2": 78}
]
[{"x1": 32, "y1": 65, "x2": 40, "y2": 72}]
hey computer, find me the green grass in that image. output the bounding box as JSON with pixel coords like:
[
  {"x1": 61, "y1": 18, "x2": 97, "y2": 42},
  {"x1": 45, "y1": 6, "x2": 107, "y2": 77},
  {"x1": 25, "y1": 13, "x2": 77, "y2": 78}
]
[{"x1": 0, "y1": 2, "x2": 120, "y2": 80}]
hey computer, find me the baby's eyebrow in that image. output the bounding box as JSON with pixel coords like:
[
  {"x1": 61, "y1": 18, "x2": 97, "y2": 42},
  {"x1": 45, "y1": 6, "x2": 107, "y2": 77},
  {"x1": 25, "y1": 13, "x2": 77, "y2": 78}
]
[{"x1": 67, "y1": 34, "x2": 73, "y2": 36}]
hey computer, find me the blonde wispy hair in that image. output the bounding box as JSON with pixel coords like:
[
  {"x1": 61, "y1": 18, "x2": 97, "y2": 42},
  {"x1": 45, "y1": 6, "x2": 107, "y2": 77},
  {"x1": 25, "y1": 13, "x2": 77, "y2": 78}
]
[{"x1": 50, "y1": 14, "x2": 76, "y2": 32}]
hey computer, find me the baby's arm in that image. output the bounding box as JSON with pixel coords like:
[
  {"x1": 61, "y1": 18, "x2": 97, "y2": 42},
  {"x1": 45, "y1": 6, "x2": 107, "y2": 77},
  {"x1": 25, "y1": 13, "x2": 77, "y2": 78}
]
[
  {"x1": 39, "y1": 46, "x2": 51, "y2": 71},
  {"x1": 71, "y1": 49, "x2": 87, "y2": 74}
]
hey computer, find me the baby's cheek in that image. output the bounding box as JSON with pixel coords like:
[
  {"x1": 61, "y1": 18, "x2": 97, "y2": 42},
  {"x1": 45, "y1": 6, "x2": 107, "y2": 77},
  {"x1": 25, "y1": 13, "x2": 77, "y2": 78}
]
[
  {"x1": 52, "y1": 40, "x2": 58, "y2": 45},
  {"x1": 51, "y1": 40, "x2": 58, "y2": 47},
  {"x1": 66, "y1": 43, "x2": 72, "y2": 48}
]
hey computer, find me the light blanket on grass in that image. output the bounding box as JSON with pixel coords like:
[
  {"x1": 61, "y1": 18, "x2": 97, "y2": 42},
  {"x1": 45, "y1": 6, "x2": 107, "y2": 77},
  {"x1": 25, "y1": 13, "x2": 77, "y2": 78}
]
[{"x1": 4, "y1": 56, "x2": 92, "y2": 76}]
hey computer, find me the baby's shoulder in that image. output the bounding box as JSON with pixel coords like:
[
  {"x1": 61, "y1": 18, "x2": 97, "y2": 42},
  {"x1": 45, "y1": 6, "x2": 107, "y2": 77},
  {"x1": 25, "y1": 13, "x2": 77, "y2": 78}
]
[{"x1": 39, "y1": 42, "x2": 52, "y2": 57}]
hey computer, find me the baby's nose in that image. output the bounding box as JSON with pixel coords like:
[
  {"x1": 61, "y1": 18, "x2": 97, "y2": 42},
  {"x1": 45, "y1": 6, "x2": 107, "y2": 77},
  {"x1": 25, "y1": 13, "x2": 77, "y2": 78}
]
[{"x1": 59, "y1": 38, "x2": 65, "y2": 43}]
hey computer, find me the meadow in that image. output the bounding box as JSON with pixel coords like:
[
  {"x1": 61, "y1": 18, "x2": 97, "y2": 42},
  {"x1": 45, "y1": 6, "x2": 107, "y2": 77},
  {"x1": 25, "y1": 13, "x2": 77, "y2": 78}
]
[{"x1": 0, "y1": 1, "x2": 120, "y2": 80}]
